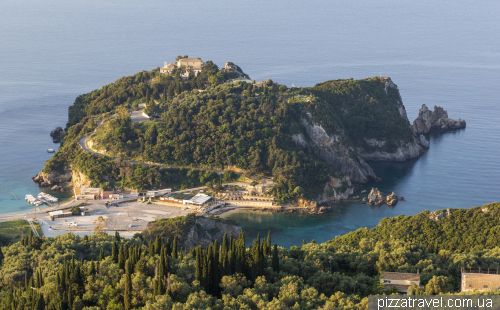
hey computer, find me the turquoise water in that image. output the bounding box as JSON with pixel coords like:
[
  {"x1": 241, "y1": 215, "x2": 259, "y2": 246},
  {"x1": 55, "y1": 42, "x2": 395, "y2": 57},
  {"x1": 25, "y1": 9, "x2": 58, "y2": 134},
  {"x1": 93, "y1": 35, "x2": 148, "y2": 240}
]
[{"x1": 1, "y1": 1, "x2": 499, "y2": 246}]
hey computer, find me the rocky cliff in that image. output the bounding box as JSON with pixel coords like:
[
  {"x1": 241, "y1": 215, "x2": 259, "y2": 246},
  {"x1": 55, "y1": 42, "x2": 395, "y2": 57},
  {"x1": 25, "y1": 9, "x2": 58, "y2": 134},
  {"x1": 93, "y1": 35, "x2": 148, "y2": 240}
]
[
  {"x1": 317, "y1": 175, "x2": 354, "y2": 203},
  {"x1": 32, "y1": 166, "x2": 72, "y2": 187},
  {"x1": 184, "y1": 217, "x2": 242, "y2": 249},
  {"x1": 354, "y1": 80, "x2": 429, "y2": 161},
  {"x1": 412, "y1": 104, "x2": 466, "y2": 134},
  {"x1": 297, "y1": 114, "x2": 376, "y2": 184}
]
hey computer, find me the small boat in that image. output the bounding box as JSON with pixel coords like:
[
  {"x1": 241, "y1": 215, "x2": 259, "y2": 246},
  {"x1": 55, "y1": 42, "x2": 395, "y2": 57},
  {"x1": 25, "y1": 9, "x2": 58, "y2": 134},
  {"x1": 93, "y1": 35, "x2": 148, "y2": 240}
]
[{"x1": 47, "y1": 149, "x2": 55, "y2": 153}]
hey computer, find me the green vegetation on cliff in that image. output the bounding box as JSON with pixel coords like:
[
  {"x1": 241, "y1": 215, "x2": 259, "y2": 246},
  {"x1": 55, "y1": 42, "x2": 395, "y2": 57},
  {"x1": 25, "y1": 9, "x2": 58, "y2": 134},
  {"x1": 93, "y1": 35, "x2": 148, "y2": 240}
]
[
  {"x1": 1, "y1": 203, "x2": 500, "y2": 309},
  {"x1": 329, "y1": 202, "x2": 500, "y2": 253},
  {"x1": 44, "y1": 62, "x2": 415, "y2": 201},
  {"x1": 310, "y1": 78, "x2": 413, "y2": 152}
]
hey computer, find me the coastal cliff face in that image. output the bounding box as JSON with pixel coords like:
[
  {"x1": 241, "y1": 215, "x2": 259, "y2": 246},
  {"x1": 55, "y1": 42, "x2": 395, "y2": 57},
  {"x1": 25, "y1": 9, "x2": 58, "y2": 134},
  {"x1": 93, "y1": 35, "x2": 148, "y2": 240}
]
[
  {"x1": 300, "y1": 78, "x2": 429, "y2": 186},
  {"x1": 184, "y1": 217, "x2": 241, "y2": 249},
  {"x1": 71, "y1": 169, "x2": 91, "y2": 187},
  {"x1": 317, "y1": 175, "x2": 354, "y2": 203},
  {"x1": 297, "y1": 115, "x2": 376, "y2": 184},
  {"x1": 354, "y1": 81, "x2": 429, "y2": 161},
  {"x1": 32, "y1": 166, "x2": 72, "y2": 186},
  {"x1": 358, "y1": 136, "x2": 428, "y2": 161}
]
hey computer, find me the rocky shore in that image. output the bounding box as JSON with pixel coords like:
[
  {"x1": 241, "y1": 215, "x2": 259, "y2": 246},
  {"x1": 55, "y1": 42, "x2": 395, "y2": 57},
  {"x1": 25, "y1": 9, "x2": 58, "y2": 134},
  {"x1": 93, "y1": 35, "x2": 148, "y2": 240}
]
[{"x1": 50, "y1": 127, "x2": 64, "y2": 143}]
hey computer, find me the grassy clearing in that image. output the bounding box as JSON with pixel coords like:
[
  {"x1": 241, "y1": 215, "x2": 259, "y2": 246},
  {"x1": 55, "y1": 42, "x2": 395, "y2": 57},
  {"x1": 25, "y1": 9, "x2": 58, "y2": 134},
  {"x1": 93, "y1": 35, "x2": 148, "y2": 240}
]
[{"x1": 0, "y1": 219, "x2": 43, "y2": 246}]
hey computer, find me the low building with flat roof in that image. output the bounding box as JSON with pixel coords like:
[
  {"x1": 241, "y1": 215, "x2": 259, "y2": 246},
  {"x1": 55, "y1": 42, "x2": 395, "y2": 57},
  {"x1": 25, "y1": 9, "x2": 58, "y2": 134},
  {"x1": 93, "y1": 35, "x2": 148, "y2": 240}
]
[
  {"x1": 74, "y1": 185, "x2": 102, "y2": 200},
  {"x1": 380, "y1": 271, "x2": 420, "y2": 294},
  {"x1": 49, "y1": 210, "x2": 73, "y2": 220},
  {"x1": 160, "y1": 193, "x2": 195, "y2": 204},
  {"x1": 185, "y1": 194, "x2": 213, "y2": 207},
  {"x1": 461, "y1": 272, "x2": 500, "y2": 292}
]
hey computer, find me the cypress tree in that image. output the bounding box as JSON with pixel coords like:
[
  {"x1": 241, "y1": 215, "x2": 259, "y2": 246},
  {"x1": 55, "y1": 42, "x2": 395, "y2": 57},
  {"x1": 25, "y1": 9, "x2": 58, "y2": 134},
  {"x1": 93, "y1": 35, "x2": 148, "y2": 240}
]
[
  {"x1": 115, "y1": 231, "x2": 121, "y2": 242},
  {"x1": 74, "y1": 265, "x2": 83, "y2": 289},
  {"x1": 166, "y1": 238, "x2": 171, "y2": 256},
  {"x1": 224, "y1": 250, "x2": 231, "y2": 276},
  {"x1": 195, "y1": 247, "x2": 201, "y2": 282},
  {"x1": 222, "y1": 233, "x2": 228, "y2": 255},
  {"x1": 266, "y1": 231, "x2": 271, "y2": 255},
  {"x1": 118, "y1": 245, "x2": 125, "y2": 270},
  {"x1": 99, "y1": 249, "x2": 104, "y2": 262},
  {"x1": 212, "y1": 242, "x2": 219, "y2": 296},
  {"x1": 148, "y1": 240, "x2": 154, "y2": 256},
  {"x1": 68, "y1": 289, "x2": 73, "y2": 309},
  {"x1": 165, "y1": 255, "x2": 170, "y2": 277},
  {"x1": 272, "y1": 244, "x2": 279, "y2": 273},
  {"x1": 145, "y1": 89, "x2": 150, "y2": 105},
  {"x1": 112, "y1": 242, "x2": 118, "y2": 263},
  {"x1": 258, "y1": 242, "x2": 265, "y2": 276},
  {"x1": 172, "y1": 236, "x2": 178, "y2": 259},
  {"x1": 124, "y1": 260, "x2": 132, "y2": 310},
  {"x1": 152, "y1": 279, "x2": 157, "y2": 300},
  {"x1": 124, "y1": 243, "x2": 129, "y2": 261},
  {"x1": 35, "y1": 293, "x2": 44, "y2": 310},
  {"x1": 89, "y1": 260, "x2": 96, "y2": 275},
  {"x1": 154, "y1": 235, "x2": 161, "y2": 255},
  {"x1": 207, "y1": 246, "x2": 213, "y2": 295},
  {"x1": 60, "y1": 270, "x2": 66, "y2": 293},
  {"x1": 202, "y1": 251, "x2": 209, "y2": 290}
]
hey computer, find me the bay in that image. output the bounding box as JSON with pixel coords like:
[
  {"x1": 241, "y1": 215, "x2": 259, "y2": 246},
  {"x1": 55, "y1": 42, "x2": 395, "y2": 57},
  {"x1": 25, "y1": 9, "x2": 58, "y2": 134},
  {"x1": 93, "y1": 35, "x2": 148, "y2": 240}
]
[{"x1": 1, "y1": 0, "x2": 499, "y2": 247}]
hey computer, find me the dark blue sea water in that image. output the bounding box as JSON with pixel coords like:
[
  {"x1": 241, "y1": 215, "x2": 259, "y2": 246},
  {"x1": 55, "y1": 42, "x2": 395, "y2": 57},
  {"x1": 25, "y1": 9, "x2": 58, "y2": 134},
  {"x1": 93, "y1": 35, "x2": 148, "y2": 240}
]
[{"x1": 1, "y1": 0, "x2": 499, "y2": 246}]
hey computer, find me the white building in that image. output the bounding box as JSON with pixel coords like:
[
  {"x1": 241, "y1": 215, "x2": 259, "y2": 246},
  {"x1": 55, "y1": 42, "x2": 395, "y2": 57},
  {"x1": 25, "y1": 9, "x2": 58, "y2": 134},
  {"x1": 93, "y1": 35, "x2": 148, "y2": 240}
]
[{"x1": 160, "y1": 58, "x2": 204, "y2": 78}]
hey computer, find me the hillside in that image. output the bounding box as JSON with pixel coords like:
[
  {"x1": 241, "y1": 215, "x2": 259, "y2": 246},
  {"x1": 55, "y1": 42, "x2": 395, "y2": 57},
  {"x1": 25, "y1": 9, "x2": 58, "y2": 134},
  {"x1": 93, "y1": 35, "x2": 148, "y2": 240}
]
[
  {"x1": 1, "y1": 203, "x2": 500, "y2": 309},
  {"x1": 36, "y1": 62, "x2": 429, "y2": 202},
  {"x1": 140, "y1": 214, "x2": 241, "y2": 249},
  {"x1": 329, "y1": 202, "x2": 500, "y2": 253}
]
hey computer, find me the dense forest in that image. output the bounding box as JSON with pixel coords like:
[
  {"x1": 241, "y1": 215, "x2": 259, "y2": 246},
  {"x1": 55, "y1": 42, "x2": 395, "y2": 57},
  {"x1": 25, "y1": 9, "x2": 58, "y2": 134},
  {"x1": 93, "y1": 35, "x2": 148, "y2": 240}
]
[
  {"x1": 43, "y1": 58, "x2": 417, "y2": 201},
  {"x1": 1, "y1": 203, "x2": 500, "y2": 309}
]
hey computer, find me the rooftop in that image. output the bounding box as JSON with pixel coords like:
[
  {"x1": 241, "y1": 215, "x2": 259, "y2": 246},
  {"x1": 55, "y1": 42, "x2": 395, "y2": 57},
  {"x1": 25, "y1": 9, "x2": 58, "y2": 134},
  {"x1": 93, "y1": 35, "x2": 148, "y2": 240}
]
[
  {"x1": 189, "y1": 194, "x2": 212, "y2": 205},
  {"x1": 169, "y1": 193, "x2": 195, "y2": 201},
  {"x1": 462, "y1": 273, "x2": 500, "y2": 291},
  {"x1": 381, "y1": 272, "x2": 420, "y2": 281},
  {"x1": 178, "y1": 58, "x2": 203, "y2": 62}
]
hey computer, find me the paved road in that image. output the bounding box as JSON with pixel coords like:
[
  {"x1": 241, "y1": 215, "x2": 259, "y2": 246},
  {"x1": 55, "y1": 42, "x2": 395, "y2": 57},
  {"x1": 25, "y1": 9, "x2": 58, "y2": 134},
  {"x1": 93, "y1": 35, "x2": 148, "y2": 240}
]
[
  {"x1": 131, "y1": 110, "x2": 149, "y2": 122},
  {"x1": 79, "y1": 136, "x2": 103, "y2": 156}
]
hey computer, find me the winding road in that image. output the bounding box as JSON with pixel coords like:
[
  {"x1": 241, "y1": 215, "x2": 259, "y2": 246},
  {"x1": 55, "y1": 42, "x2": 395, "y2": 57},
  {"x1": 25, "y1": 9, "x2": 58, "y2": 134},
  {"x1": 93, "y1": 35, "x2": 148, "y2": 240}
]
[{"x1": 78, "y1": 110, "x2": 223, "y2": 173}]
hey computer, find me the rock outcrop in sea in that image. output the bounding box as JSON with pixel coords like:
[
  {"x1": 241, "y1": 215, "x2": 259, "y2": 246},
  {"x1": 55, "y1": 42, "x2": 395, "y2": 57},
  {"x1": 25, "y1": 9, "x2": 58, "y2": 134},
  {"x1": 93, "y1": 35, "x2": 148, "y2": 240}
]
[
  {"x1": 367, "y1": 188, "x2": 398, "y2": 206},
  {"x1": 32, "y1": 166, "x2": 72, "y2": 187},
  {"x1": 411, "y1": 104, "x2": 466, "y2": 135},
  {"x1": 50, "y1": 127, "x2": 64, "y2": 143}
]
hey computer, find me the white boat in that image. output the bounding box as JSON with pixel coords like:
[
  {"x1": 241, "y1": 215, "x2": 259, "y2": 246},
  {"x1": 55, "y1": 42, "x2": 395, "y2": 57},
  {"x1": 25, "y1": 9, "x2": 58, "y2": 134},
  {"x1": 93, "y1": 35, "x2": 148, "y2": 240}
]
[{"x1": 47, "y1": 149, "x2": 55, "y2": 153}]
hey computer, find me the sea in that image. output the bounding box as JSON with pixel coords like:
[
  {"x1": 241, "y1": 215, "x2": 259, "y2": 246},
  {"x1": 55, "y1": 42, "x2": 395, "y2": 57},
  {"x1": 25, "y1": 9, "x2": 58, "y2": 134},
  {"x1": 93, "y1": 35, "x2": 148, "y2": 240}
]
[{"x1": 1, "y1": 0, "x2": 499, "y2": 247}]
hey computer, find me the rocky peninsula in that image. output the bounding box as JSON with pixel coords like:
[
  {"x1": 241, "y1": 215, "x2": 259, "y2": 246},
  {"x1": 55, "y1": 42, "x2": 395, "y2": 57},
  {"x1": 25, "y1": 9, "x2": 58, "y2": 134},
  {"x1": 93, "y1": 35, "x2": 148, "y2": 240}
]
[{"x1": 35, "y1": 65, "x2": 466, "y2": 208}]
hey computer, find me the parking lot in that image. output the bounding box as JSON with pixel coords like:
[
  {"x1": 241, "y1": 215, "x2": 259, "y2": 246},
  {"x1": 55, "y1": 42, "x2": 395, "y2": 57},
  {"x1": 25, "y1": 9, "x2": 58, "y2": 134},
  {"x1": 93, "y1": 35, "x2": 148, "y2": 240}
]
[{"x1": 39, "y1": 200, "x2": 192, "y2": 238}]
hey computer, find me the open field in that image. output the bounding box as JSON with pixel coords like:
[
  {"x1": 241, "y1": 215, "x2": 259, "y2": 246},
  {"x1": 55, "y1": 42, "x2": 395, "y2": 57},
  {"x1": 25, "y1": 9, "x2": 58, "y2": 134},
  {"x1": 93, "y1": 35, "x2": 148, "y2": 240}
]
[{"x1": 0, "y1": 219, "x2": 42, "y2": 245}]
